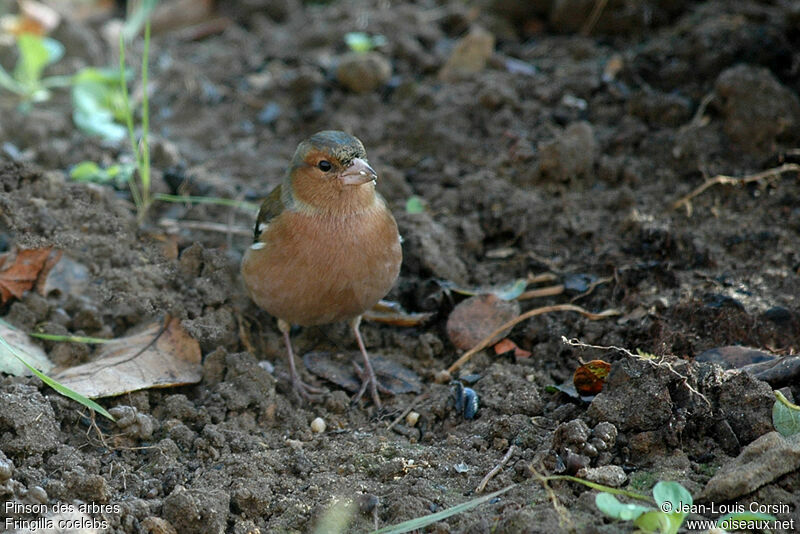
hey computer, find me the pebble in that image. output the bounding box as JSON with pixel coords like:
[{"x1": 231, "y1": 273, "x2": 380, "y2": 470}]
[
  {"x1": 405, "y1": 411, "x2": 420, "y2": 427},
  {"x1": 0, "y1": 456, "x2": 12, "y2": 481},
  {"x1": 439, "y1": 26, "x2": 495, "y2": 81},
  {"x1": 310, "y1": 417, "x2": 326, "y2": 433},
  {"x1": 576, "y1": 465, "x2": 627, "y2": 487},
  {"x1": 335, "y1": 52, "x2": 392, "y2": 93},
  {"x1": 700, "y1": 432, "x2": 800, "y2": 502}
]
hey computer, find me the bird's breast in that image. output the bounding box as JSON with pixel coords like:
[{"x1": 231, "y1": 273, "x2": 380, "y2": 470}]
[{"x1": 242, "y1": 204, "x2": 401, "y2": 326}]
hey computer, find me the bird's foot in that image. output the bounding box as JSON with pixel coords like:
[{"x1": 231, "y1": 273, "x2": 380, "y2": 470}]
[
  {"x1": 277, "y1": 369, "x2": 323, "y2": 402},
  {"x1": 291, "y1": 376, "x2": 323, "y2": 402},
  {"x1": 352, "y1": 361, "x2": 393, "y2": 409}
]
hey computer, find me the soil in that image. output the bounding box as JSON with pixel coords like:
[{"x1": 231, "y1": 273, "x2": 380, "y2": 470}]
[{"x1": 1, "y1": 1, "x2": 800, "y2": 533}]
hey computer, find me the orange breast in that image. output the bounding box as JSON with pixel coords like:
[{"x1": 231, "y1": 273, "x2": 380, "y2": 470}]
[{"x1": 241, "y1": 203, "x2": 402, "y2": 326}]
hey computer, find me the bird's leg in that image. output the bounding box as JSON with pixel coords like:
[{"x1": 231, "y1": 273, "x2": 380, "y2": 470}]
[
  {"x1": 278, "y1": 319, "x2": 322, "y2": 400},
  {"x1": 351, "y1": 316, "x2": 391, "y2": 408}
]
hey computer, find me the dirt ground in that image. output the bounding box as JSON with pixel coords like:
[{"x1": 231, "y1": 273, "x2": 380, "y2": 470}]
[{"x1": 1, "y1": 0, "x2": 800, "y2": 532}]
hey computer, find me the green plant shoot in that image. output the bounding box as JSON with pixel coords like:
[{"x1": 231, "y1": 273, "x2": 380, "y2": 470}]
[
  {"x1": 0, "y1": 33, "x2": 71, "y2": 109},
  {"x1": 119, "y1": 19, "x2": 153, "y2": 220}
]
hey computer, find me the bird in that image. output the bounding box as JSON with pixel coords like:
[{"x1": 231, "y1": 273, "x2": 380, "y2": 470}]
[{"x1": 241, "y1": 130, "x2": 402, "y2": 408}]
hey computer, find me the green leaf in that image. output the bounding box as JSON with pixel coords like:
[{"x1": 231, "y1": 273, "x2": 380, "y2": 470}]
[
  {"x1": 493, "y1": 279, "x2": 528, "y2": 300},
  {"x1": 595, "y1": 493, "x2": 651, "y2": 521},
  {"x1": 72, "y1": 82, "x2": 127, "y2": 142},
  {"x1": 634, "y1": 510, "x2": 673, "y2": 533},
  {"x1": 652, "y1": 481, "x2": 692, "y2": 510},
  {"x1": 651, "y1": 482, "x2": 691, "y2": 534},
  {"x1": 70, "y1": 161, "x2": 103, "y2": 181},
  {"x1": 345, "y1": 32, "x2": 372, "y2": 53},
  {"x1": 405, "y1": 195, "x2": 425, "y2": 214},
  {"x1": 773, "y1": 391, "x2": 800, "y2": 437},
  {"x1": 14, "y1": 34, "x2": 63, "y2": 88},
  {"x1": 717, "y1": 511, "x2": 776, "y2": 529}
]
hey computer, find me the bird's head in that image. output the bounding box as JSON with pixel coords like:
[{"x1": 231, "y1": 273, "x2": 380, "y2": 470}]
[{"x1": 286, "y1": 130, "x2": 378, "y2": 213}]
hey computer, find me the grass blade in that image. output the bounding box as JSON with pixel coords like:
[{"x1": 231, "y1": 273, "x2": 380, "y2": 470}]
[
  {"x1": 370, "y1": 484, "x2": 515, "y2": 534},
  {"x1": 0, "y1": 334, "x2": 114, "y2": 421}
]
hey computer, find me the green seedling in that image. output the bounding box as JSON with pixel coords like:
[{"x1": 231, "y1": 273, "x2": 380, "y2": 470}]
[
  {"x1": 596, "y1": 481, "x2": 691, "y2": 534},
  {"x1": 590, "y1": 479, "x2": 776, "y2": 534},
  {"x1": 0, "y1": 33, "x2": 71, "y2": 109},
  {"x1": 773, "y1": 390, "x2": 800, "y2": 437},
  {"x1": 70, "y1": 160, "x2": 135, "y2": 188},
  {"x1": 119, "y1": 18, "x2": 153, "y2": 221},
  {"x1": 72, "y1": 67, "x2": 129, "y2": 142},
  {"x1": 344, "y1": 31, "x2": 387, "y2": 53}
]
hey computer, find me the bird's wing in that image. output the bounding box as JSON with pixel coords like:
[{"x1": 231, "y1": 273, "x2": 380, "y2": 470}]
[{"x1": 253, "y1": 183, "x2": 284, "y2": 241}]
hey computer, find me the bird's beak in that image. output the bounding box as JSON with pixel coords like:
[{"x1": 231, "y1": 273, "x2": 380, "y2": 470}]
[{"x1": 339, "y1": 158, "x2": 377, "y2": 186}]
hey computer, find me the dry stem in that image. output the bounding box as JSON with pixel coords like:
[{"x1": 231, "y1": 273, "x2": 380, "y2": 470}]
[
  {"x1": 671, "y1": 163, "x2": 800, "y2": 214},
  {"x1": 476, "y1": 444, "x2": 516, "y2": 493}
]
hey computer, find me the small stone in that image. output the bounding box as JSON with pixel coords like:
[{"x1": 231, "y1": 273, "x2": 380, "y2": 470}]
[
  {"x1": 28, "y1": 485, "x2": 48, "y2": 504},
  {"x1": 700, "y1": 432, "x2": 800, "y2": 502},
  {"x1": 406, "y1": 411, "x2": 420, "y2": 427},
  {"x1": 714, "y1": 64, "x2": 800, "y2": 155},
  {"x1": 439, "y1": 26, "x2": 495, "y2": 81},
  {"x1": 336, "y1": 52, "x2": 392, "y2": 93},
  {"x1": 0, "y1": 453, "x2": 12, "y2": 481},
  {"x1": 310, "y1": 417, "x2": 326, "y2": 434},
  {"x1": 576, "y1": 465, "x2": 627, "y2": 487},
  {"x1": 537, "y1": 121, "x2": 598, "y2": 182}
]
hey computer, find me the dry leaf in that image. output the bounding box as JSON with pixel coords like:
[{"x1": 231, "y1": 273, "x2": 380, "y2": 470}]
[
  {"x1": 446, "y1": 294, "x2": 520, "y2": 350},
  {"x1": 303, "y1": 351, "x2": 421, "y2": 395},
  {"x1": 573, "y1": 359, "x2": 611, "y2": 396},
  {"x1": 363, "y1": 300, "x2": 434, "y2": 327},
  {"x1": 51, "y1": 317, "x2": 201, "y2": 398},
  {"x1": 0, "y1": 247, "x2": 62, "y2": 304},
  {"x1": 493, "y1": 338, "x2": 531, "y2": 359},
  {"x1": 0, "y1": 320, "x2": 54, "y2": 376}
]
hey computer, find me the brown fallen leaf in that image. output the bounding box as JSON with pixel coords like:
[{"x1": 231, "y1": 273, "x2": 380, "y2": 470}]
[
  {"x1": 0, "y1": 320, "x2": 55, "y2": 376},
  {"x1": 0, "y1": 247, "x2": 62, "y2": 304},
  {"x1": 573, "y1": 360, "x2": 611, "y2": 396},
  {"x1": 363, "y1": 300, "x2": 434, "y2": 327},
  {"x1": 493, "y1": 338, "x2": 531, "y2": 359},
  {"x1": 446, "y1": 294, "x2": 521, "y2": 350},
  {"x1": 51, "y1": 316, "x2": 201, "y2": 398},
  {"x1": 303, "y1": 351, "x2": 421, "y2": 395}
]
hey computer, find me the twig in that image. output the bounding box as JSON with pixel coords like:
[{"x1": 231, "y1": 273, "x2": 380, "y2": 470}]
[
  {"x1": 527, "y1": 272, "x2": 558, "y2": 284},
  {"x1": 476, "y1": 444, "x2": 516, "y2": 493},
  {"x1": 689, "y1": 92, "x2": 715, "y2": 127},
  {"x1": 444, "y1": 304, "x2": 620, "y2": 376},
  {"x1": 386, "y1": 393, "x2": 428, "y2": 431},
  {"x1": 516, "y1": 285, "x2": 564, "y2": 301},
  {"x1": 580, "y1": 0, "x2": 609, "y2": 36},
  {"x1": 569, "y1": 276, "x2": 613, "y2": 303},
  {"x1": 562, "y1": 337, "x2": 710, "y2": 407},
  {"x1": 671, "y1": 163, "x2": 800, "y2": 213},
  {"x1": 158, "y1": 218, "x2": 251, "y2": 236}
]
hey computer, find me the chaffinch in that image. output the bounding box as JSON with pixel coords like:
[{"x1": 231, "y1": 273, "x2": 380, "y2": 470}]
[{"x1": 241, "y1": 131, "x2": 402, "y2": 407}]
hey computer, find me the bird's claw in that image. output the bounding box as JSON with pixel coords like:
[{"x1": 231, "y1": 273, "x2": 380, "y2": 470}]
[
  {"x1": 291, "y1": 376, "x2": 323, "y2": 402},
  {"x1": 277, "y1": 369, "x2": 323, "y2": 402},
  {"x1": 351, "y1": 361, "x2": 392, "y2": 409}
]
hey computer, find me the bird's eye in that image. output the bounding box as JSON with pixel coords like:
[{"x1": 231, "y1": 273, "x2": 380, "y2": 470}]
[{"x1": 318, "y1": 160, "x2": 332, "y2": 172}]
